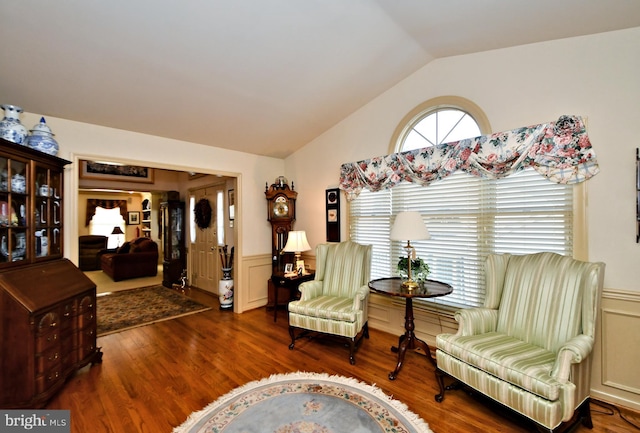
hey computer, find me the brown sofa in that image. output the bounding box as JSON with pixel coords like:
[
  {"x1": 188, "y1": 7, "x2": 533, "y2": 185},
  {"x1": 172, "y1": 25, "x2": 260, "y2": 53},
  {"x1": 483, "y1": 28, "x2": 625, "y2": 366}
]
[
  {"x1": 78, "y1": 235, "x2": 109, "y2": 271},
  {"x1": 100, "y1": 237, "x2": 159, "y2": 281}
]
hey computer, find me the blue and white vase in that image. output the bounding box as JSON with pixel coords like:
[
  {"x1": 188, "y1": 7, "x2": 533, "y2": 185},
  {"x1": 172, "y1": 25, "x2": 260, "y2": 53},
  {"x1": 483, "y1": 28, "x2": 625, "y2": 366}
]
[
  {"x1": 0, "y1": 105, "x2": 28, "y2": 145},
  {"x1": 25, "y1": 117, "x2": 59, "y2": 156},
  {"x1": 218, "y1": 267, "x2": 234, "y2": 309}
]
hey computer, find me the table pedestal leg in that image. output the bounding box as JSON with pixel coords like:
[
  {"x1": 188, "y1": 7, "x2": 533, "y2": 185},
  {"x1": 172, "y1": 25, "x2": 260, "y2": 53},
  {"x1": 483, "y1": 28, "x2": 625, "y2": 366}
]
[{"x1": 388, "y1": 297, "x2": 435, "y2": 380}]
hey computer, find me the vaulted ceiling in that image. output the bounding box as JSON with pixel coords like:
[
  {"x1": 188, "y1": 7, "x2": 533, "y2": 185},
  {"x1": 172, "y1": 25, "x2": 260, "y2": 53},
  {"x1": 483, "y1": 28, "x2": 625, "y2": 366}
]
[{"x1": 2, "y1": 1, "x2": 639, "y2": 159}]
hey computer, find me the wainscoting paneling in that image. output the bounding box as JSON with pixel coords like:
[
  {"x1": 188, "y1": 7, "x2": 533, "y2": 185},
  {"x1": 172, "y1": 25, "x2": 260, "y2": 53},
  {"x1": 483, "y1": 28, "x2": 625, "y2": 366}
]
[
  {"x1": 601, "y1": 308, "x2": 640, "y2": 393},
  {"x1": 591, "y1": 288, "x2": 640, "y2": 411},
  {"x1": 368, "y1": 293, "x2": 393, "y2": 324},
  {"x1": 238, "y1": 254, "x2": 272, "y2": 313}
]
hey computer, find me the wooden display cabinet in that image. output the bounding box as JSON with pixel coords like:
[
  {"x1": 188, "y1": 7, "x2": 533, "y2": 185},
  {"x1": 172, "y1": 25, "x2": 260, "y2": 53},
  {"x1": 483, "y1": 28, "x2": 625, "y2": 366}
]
[
  {"x1": 160, "y1": 200, "x2": 185, "y2": 288},
  {"x1": 0, "y1": 137, "x2": 102, "y2": 408},
  {"x1": 0, "y1": 146, "x2": 64, "y2": 265}
]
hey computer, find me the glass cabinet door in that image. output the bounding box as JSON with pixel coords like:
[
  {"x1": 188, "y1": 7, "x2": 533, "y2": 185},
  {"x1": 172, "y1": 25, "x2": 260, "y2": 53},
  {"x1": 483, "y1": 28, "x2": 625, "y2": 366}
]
[
  {"x1": 162, "y1": 201, "x2": 185, "y2": 261},
  {"x1": 161, "y1": 200, "x2": 185, "y2": 287},
  {"x1": 0, "y1": 138, "x2": 69, "y2": 269},
  {"x1": 170, "y1": 206, "x2": 183, "y2": 259},
  {"x1": 34, "y1": 163, "x2": 63, "y2": 260},
  {"x1": 0, "y1": 156, "x2": 28, "y2": 264}
]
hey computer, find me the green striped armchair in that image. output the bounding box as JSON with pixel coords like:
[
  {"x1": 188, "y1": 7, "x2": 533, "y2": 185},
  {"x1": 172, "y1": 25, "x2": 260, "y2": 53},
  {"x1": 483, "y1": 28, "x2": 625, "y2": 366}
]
[
  {"x1": 288, "y1": 241, "x2": 372, "y2": 364},
  {"x1": 435, "y1": 252, "x2": 605, "y2": 432}
]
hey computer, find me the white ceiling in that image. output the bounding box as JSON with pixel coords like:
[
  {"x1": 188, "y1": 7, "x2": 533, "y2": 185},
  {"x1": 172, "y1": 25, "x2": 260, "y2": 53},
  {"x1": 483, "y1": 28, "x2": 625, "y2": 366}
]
[{"x1": 2, "y1": 1, "x2": 640, "y2": 159}]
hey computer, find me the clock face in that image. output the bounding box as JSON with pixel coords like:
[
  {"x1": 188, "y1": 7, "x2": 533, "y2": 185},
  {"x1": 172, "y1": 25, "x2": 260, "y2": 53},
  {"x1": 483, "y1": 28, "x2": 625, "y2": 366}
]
[{"x1": 273, "y1": 196, "x2": 289, "y2": 217}]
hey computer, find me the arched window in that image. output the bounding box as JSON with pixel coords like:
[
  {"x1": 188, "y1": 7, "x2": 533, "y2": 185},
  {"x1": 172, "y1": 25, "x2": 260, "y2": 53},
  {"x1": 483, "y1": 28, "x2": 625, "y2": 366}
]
[
  {"x1": 350, "y1": 97, "x2": 577, "y2": 309},
  {"x1": 389, "y1": 96, "x2": 490, "y2": 153}
]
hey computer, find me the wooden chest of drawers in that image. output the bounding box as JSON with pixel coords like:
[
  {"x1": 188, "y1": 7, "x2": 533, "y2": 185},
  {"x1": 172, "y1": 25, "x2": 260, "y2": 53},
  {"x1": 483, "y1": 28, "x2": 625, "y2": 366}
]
[{"x1": 0, "y1": 259, "x2": 102, "y2": 408}]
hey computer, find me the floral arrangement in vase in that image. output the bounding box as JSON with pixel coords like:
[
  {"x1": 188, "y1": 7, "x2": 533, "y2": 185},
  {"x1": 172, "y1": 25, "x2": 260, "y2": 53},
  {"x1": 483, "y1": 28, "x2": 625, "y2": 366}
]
[{"x1": 397, "y1": 256, "x2": 430, "y2": 282}]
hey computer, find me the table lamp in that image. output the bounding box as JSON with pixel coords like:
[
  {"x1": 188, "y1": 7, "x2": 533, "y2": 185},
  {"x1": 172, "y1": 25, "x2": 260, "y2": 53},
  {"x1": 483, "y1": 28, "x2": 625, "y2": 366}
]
[
  {"x1": 390, "y1": 211, "x2": 430, "y2": 290},
  {"x1": 111, "y1": 226, "x2": 124, "y2": 247},
  {"x1": 282, "y1": 230, "x2": 311, "y2": 274}
]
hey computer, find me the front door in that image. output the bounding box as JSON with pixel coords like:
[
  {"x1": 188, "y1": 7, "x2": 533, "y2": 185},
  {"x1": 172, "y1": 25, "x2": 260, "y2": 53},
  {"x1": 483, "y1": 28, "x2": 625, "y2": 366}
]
[{"x1": 191, "y1": 186, "x2": 221, "y2": 293}]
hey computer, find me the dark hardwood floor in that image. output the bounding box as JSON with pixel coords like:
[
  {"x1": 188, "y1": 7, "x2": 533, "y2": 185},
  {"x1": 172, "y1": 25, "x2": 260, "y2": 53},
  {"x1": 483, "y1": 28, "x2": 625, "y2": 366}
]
[{"x1": 47, "y1": 289, "x2": 639, "y2": 432}]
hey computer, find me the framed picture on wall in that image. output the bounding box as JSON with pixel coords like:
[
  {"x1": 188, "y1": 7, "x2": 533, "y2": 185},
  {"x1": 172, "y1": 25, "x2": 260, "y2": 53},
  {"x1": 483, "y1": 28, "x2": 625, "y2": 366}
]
[
  {"x1": 127, "y1": 211, "x2": 140, "y2": 225},
  {"x1": 327, "y1": 209, "x2": 338, "y2": 222},
  {"x1": 80, "y1": 160, "x2": 154, "y2": 183}
]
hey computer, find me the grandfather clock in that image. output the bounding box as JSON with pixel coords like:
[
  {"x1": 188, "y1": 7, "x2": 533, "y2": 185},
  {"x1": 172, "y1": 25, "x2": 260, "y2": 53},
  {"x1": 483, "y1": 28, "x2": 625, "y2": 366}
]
[{"x1": 265, "y1": 176, "x2": 297, "y2": 271}]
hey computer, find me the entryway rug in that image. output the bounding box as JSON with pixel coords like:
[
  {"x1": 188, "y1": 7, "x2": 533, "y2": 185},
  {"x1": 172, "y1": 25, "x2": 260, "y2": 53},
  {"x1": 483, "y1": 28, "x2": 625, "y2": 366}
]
[
  {"x1": 97, "y1": 285, "x2": 211, "y2": 336},
  {"x1": 173, "y1": 372, "x2": 434, "y2": 433}
]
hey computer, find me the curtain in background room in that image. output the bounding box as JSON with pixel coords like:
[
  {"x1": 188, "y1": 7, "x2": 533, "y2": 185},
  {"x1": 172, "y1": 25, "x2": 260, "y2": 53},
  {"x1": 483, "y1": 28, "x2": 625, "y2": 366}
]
[{"x1": 85, "y1": 199, "x2": 128, "y2": 226}]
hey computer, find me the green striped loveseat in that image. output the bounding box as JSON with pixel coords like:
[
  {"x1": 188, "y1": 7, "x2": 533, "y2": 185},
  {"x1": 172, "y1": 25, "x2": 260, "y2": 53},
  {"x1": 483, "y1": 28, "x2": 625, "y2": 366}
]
[
  {"x1": 288, "y1": 241, "x2": 372, "y2": 364},
  {"x1": 435, "y1": 252, "x2": 605, "y2": 432}
]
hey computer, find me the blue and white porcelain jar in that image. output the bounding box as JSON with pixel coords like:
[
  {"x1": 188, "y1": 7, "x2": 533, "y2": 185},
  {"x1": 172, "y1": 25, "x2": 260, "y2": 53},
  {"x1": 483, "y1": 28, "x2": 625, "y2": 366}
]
[
  {"x1": 0, "y1": 105, "x2": 28, "y2": 145},
  {"x1": 25, "y1": 117, "x2": 59, "y2": 156}
]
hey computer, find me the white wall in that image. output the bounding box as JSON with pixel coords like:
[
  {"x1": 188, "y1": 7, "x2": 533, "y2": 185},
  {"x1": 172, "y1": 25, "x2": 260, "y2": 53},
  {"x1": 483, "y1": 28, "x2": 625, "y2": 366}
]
[{"x1": 287, "y1": 27, "x2": 640, "y2": 294}]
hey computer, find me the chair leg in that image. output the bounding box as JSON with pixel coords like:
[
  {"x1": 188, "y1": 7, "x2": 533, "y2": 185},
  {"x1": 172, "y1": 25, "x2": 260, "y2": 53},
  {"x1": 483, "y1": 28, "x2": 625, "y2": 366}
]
[
  {"x1": 348, "y1": 323, "x2": 370, "y2": 364},
  {"x1": 289, "y1": 323, "x2": 367, "y2": 364},
  {"x1": 435, "y1": 368, "x2": 447, "y2": 402},
  {"x1": 579, "y1": 398, "x2": 593, "y2": 429},
  {"x1": 349, "y1": 339, "x2": 356, "y2": 365},
  {"x1": 288, "y1": 326, "x2": 296, "y2": 350}
]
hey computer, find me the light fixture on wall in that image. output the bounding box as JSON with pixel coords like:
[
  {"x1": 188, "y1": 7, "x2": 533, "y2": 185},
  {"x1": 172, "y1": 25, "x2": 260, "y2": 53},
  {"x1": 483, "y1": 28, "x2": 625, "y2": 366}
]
[
  {"x1": 111, "y1": 226, "x2": 124, "y2": 247},
  {"x1": 390, "y1": 211, "x2": 430, "y2": 290}
]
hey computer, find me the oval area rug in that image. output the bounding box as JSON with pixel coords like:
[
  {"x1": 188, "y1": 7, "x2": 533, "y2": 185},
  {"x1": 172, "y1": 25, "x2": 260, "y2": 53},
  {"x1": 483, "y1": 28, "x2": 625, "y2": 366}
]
[{"x1": 173, "y1": 372, "x2": 434, "y2": 433}]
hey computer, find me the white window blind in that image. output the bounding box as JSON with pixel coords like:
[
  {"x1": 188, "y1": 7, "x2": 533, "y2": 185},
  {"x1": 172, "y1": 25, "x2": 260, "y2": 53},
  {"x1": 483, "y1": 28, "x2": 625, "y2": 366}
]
[{"x1": 350, "y1": 168, "x2": 573, "y2": 308}]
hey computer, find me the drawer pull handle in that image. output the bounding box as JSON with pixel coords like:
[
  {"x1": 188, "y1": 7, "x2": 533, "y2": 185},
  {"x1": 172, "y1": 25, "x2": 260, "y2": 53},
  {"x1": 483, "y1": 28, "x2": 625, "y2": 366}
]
[
  {"x1": 48, "y1": 353, "x2": 59, "y2": 361},
  {"x1": 47, "y1": 334, "x2": 58, "y2": 342},
  {"x1": 49, "y1": 321, "x2": 57, "y2": 328},
  {"x1": 48, "y1": 371, "x2": 60, "y2": 381}
]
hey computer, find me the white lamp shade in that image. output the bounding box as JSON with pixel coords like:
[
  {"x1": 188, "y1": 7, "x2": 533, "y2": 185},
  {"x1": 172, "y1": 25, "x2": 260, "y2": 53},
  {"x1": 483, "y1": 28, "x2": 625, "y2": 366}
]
[
  {"x1": 282, "y1": 230, "x2": 311, "y2": 253},
  {"x1": 390, "y1": 211, "x2": 431, "y2": 241}
]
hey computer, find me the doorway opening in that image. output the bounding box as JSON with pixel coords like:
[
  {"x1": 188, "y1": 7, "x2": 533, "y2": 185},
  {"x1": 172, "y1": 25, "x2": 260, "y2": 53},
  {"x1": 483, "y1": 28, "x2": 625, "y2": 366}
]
[{"x1": 76, "y1": 158, "x2": 238, "y2": 299}]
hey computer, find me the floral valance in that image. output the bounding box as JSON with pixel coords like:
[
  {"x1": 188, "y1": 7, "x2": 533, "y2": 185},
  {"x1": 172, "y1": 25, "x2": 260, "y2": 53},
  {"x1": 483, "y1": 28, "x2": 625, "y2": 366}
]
[
  {"x1": 339, "y1": 115, "x2": 599, "y2": 201},
  {"x1": 85, "y1": 199, "x2": 128, "y2": 226}
]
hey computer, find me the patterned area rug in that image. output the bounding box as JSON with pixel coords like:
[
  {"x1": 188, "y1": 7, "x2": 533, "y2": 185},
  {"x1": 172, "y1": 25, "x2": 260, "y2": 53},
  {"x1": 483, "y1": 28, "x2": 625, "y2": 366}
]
[
  {"x1": 97, "y1": 285, "x2": 211, "y2": 336},
  {"x1": 174, "y1": 372, "x2": 434, "y2": 433}
]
